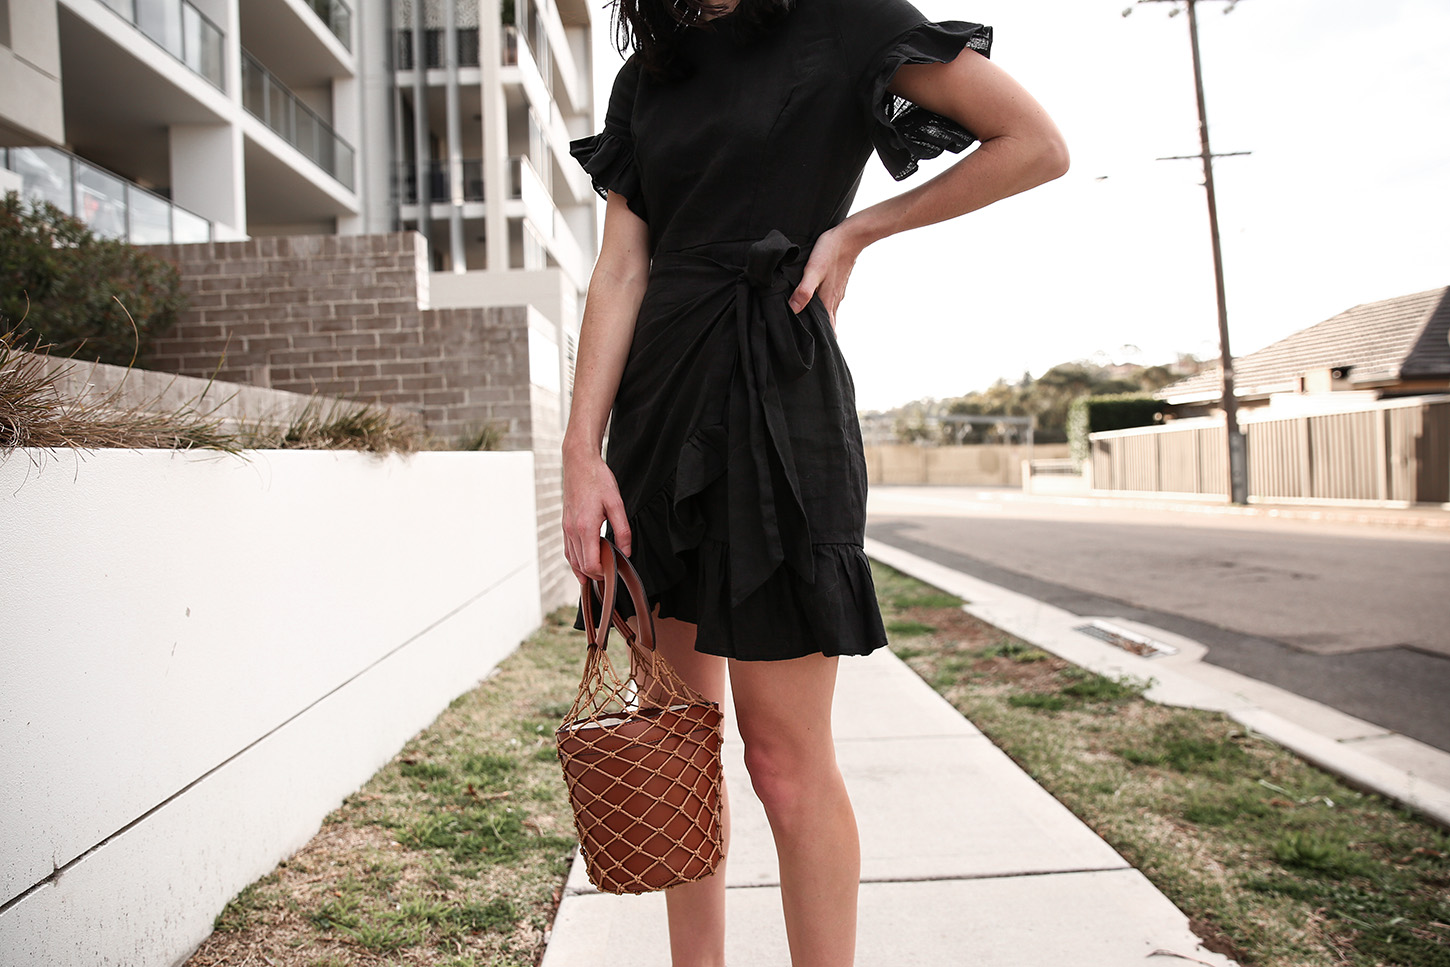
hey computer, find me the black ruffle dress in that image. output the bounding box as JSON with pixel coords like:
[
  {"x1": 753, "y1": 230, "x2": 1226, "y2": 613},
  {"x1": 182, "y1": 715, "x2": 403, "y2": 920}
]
[{"x1": 569, "y1": 0, "x2": 993, "y2": 660}]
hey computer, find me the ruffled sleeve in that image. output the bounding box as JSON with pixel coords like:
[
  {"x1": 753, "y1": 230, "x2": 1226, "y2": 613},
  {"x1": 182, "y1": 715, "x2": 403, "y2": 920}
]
[
  {"x1": 838, "y1": 0, "x2": 993, "y2": 181},
  {"x1": 868, "y1": 21, "x2": 993, "y2": 180},
  {"x1": 569, "y1": 56, "x2": 648, "y2": 223}
]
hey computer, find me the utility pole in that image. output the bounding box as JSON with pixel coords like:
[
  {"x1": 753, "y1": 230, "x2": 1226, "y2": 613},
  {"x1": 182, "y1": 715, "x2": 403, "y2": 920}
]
[{"x1": 1129, "y1": 0, "x2": 1249, "y2": 504}]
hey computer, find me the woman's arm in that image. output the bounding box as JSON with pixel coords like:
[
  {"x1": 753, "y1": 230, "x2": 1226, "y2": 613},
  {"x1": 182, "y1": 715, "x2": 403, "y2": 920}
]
[
  {"x1": 790, "y1": 49, "x2": 1069, "y2": 318},
  {"x1": 562, "y1": 191, "x2": 651, "y2": 581}
]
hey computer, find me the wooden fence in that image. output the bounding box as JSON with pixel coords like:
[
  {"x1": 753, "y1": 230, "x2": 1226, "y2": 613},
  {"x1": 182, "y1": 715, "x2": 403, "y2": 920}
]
[
  {"x1": 865, "y1": 443, "x2": 1072, "y2": 487},
  {"x1": 1089, "y1": 396, "x2": 1450, "y2": 505}
]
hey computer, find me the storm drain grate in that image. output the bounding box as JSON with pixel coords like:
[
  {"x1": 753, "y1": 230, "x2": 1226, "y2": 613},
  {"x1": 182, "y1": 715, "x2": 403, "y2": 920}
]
[{"x1": 1074, "y1": 619, "x2": 1179, "y2": 658}]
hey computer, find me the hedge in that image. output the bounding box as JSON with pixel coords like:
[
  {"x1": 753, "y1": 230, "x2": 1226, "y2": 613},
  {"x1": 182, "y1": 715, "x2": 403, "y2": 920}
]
[
  {"x1": 1067, "y1": 394, "x2": 1166, "y2": 463},
  {"x1": 0, "y1": 191, "x2": 185, "y2": 366}
]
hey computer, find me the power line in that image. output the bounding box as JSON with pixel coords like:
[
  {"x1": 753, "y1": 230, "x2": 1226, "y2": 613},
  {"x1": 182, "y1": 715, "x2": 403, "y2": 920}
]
[{"x1": 1127, "y1": 0, "x2": 1251, "y2": 504}]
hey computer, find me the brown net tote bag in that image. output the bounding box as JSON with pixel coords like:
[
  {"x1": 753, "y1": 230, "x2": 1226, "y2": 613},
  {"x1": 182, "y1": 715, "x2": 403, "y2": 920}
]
[{"x1": 555, "y1": 536, "x2": 724, "y2": 895}]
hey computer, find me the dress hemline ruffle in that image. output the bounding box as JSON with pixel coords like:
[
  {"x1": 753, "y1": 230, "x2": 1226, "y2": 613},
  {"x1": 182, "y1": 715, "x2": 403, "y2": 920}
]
[{"x1": 569, "y1": 470, "x2": 888, "y2": 662}]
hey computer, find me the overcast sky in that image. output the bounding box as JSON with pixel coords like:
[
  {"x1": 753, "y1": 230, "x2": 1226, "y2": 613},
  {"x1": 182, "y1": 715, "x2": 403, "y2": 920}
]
[{"x1": 589, "y1": 0, "x2": 1450, "y2": 411}]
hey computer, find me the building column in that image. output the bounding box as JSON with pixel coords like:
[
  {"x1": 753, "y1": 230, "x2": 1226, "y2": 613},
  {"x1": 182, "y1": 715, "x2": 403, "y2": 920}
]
[
  {"x1": 411, "y1": 0, "x2": 431, "y2": 252},
  {"x1": 479, "y1": 0, "x2": 509, "y2": 272},
  {"x1": 169, "y1": 123, "x2": 245, "y2": 238},
  {"x1": 355, "y1": 0, "x2": 395, "y2": 235},
  {"x1": 443, "y1": 0, "x2": 466, "y2": 270}
]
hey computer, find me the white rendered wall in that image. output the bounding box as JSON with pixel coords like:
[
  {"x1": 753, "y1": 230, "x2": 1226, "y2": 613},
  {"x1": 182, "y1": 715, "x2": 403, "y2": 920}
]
[
  {"x1": 428, "y1": 266, "x2": 579, "y2": 330},
  {"x1": 0, "y1": 448, "x2": 542, "y2": 967},
  {"x1": 0, "y1": 0, "x2": 64, "y2": 145},
  {"x1": 169, "y1": 122, "x2": 245, "y2": 235}
]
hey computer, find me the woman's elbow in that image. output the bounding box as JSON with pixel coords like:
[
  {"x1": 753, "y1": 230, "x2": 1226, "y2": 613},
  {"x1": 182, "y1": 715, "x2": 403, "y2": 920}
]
[{"x1": 1035, "y1": 130, "x2": 1071, "y2": 185}]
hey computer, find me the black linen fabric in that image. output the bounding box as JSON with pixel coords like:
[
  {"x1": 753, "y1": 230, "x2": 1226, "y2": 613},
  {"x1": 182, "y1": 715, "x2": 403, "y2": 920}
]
[{"x1": 568, "y1": 0, "x2": 993, "y2": 660}]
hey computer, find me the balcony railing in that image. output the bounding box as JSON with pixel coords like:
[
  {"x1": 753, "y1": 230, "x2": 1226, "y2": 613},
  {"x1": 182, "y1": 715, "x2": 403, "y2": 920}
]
[
  {"x1": 99, "y1": 0, "x2": 225, "y2": 90},
  {"x1": 502, "y1": 24, "x2": 519, "y2": 66},
  {"x1": 395, "y1": 27, "x2": 481, "y2": 70},
  {"x1": 303, "y1": 0, "x2": 352, "y2": 51},
  {"x1": 396, "y1": 160, "x2": 485, "y2": 205},
  {"x1": 241, "y1": 50, "x2": 356, "y2": 191},
  {"x1": 2, "y1": 146, "x2": 212, "y2": 244}
]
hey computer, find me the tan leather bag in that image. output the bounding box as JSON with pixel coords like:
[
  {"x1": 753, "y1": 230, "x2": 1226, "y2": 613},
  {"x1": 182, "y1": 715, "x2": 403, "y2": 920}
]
[{"x1": 555, "y1": 537, "x2": 725, "y2": 894}]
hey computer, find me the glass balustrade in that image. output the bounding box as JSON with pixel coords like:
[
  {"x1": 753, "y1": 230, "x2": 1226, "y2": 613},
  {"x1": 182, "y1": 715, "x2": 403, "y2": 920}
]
[
  {"x1": 396, "y1": 27, "x2": 482, "y2": 69},
  {"x1": 99, "y1": 0, "x2": 224, "y2": 90},
  {"x1": 2, "y1": 146, "x2": 213, "y2": 244},
  {"x1": 305, "y1": 0, "x2": 352, "y2": 51},
  {"x1": 501, "y1": 25, "x2": 519, "y2": 66},
  {"x1": 396, "y1": 160, "x2": 485, "y2": 205},
  {"x1": 241, "y1": 50, "x2": 356, "y2": 191}
]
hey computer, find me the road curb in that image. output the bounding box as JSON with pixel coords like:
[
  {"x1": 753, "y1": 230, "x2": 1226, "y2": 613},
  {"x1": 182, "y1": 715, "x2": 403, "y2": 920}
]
[
  {"x1": 905, "y1": 484, "x2": 1450, "y2": 531},
  {"x1": 865, "y1": 536, "x2": 1450, "y2": 831}
]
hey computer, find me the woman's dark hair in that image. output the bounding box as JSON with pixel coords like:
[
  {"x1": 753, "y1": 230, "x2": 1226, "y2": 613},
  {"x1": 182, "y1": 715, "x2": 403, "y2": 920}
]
[{"x1": 611, "y1": 0, "x2": 794, "y2": 78}]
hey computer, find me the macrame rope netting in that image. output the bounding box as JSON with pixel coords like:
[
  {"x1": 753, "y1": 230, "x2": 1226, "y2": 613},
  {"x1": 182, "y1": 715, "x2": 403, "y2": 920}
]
[{"x1": 555, "y1": 538, "x2": 724, "y2": 895}]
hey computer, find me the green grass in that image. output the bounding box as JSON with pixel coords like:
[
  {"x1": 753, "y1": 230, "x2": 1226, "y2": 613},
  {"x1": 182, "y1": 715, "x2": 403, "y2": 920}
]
[
  {"x1": 191, "y1": 567, "x2": 1450, "y2": 967},
  {"x1": 980, "y1": 638, "x2": 1050, "y2": 662},
  {"x1": 872, "y1": 559, "x2": 1450, "y2": 967},
  {"x1": 190, "y1": 608, "x2": 586, "y2": 967},
  {"x1": 886, "y1": 618, "x2": 937, "y2": 637}
]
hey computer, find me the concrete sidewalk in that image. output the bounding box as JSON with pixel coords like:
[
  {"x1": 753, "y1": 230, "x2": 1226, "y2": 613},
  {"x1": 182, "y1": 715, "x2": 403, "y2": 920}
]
[{"x1": 542, "y1": 630, "x2": 1236, "y2": 965}]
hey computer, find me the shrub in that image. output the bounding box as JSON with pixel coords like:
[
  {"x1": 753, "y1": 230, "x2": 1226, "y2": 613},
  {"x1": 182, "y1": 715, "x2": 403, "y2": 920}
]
[
  {"x1": 0, "y1": 191, "x2": 186, "y2": 365},
  {"x1": 1067, "y1": 394, "x2": 1165, "y2": 464}
]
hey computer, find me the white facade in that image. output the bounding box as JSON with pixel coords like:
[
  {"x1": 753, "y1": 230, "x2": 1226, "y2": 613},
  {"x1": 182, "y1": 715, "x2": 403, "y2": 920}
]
[
  {"x1": 388, "y1": 0, "x2": 596, "y2": 356},
  {"x1": 0, "y1": 0, "x2": 595, "y2": 345},
  {"x1": 0, "y1": 0, "x2": 362, "y2": 240}
]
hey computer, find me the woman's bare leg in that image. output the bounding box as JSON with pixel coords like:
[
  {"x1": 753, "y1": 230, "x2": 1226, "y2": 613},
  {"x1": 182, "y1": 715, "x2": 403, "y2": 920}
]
[
  {"x1": 631, "y1": 606, "x2": 730, "y2": 967},
  {"x1": 730, "y1": 654, "x2": 857, "y2": 967}
]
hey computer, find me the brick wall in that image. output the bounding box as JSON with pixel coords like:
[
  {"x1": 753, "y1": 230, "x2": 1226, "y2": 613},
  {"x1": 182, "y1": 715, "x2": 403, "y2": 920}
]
[{"x1": 141, "y1": 232, "x2": 574, "y2": 613}]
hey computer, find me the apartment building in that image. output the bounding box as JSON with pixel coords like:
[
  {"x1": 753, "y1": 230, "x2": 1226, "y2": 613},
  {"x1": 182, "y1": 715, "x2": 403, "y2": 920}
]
[{"x1": 0, "y1": 0, "x2": 597, "y2": 336}]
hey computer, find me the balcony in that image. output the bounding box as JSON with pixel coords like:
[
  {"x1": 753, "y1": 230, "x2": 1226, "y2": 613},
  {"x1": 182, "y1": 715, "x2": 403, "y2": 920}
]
[
  {"x1": 241, "y1": 50, "x2": 355, "y2": 191},
  {"x1": 395, "y1": 27, "x2": 481, "y2": 70},
  {"x1": 97, "y1": 0, "x2": 225, "y2": 90},
  {"x1": 303, "y1": 0, "x2": 353, "y2": 52},
  {"x1": 396, "y1": 160, "x2": 485, "y2": 205},
  {"x1": 2, "y1": 146, "x2": 212, "y2": 244}
]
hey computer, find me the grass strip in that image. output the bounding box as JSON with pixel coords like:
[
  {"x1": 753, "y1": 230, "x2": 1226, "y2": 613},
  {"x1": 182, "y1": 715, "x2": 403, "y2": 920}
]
[
  {"x1": 873, "y1": 560, "x2": 1450, "y2": 967},
  {"x1": 188, "y1": 608, "x2": 584, "y2": 967},
  {"x1": 194, "y1": 564, "x2": 1450, "y2": 967}
]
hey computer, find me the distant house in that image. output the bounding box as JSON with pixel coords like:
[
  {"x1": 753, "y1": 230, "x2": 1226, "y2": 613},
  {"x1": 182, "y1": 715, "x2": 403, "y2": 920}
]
[{"x1": 1159, "y1": 286, "x2": 1450, "y2": 418}]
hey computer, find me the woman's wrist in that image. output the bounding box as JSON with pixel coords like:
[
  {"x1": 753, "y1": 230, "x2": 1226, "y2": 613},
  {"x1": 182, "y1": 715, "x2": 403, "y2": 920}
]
[
  {"x1": 835, "y1": 209, "x2": 890, "y2": 256},
  {"x1": 563, "y1": 432, "x2": 604, "y2": 461}
]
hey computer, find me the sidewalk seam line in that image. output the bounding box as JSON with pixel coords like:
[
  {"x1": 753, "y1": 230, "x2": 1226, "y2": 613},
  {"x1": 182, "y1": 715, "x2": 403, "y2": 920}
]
[{"x1": 564, "y1": 866, "x2": 1139, "y2": 899}]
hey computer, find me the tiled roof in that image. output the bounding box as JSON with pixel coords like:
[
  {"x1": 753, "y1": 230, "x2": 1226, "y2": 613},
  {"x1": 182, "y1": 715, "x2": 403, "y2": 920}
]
[{"x1": 1162, "y1": 286, "x2": 1450, "y2": 401}]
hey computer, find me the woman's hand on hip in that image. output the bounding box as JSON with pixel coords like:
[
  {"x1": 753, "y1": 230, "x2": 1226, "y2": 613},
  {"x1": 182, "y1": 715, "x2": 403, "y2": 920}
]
[
  {"x1": 789, "y1": 222, "x2": 868, "y2": 331},
  {"x1": 562, "y1": 447, "x2": 632, "y2": 584}
]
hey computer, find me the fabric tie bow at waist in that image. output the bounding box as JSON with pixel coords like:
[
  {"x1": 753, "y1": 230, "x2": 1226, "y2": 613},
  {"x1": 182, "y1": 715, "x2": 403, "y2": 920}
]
[{"x1": 671, "y1": 230, "x2": 820, "y2": 608}]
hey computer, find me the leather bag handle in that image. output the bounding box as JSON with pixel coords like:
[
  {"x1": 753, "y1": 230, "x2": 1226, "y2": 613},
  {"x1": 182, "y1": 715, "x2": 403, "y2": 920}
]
[{"x1": 579, "y1": 537, "x2": 658, "y2": 661}]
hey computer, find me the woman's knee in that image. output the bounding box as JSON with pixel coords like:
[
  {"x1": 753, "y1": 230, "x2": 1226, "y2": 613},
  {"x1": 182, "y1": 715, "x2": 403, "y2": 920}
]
[{"x1": 740, "y1": 734, "x2": 835, "y2": 822}]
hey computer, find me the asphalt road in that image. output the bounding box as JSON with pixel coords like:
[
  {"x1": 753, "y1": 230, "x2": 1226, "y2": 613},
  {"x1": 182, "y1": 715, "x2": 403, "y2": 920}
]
[{"x1": 865, "y1": 487, "x2": 1450, "y2": 753}]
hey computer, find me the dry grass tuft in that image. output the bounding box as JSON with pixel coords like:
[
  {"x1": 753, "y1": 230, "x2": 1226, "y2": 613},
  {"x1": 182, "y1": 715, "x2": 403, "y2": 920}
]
[
  {"x1": 0, "y1": 327, "x2": 246, "y2": 456},
  {"x1": 245, "y1": 396, "x2": 424, "y2": 455},
  {"x1": 2, "y1": 326, "x2": 425, "y2": 460}
]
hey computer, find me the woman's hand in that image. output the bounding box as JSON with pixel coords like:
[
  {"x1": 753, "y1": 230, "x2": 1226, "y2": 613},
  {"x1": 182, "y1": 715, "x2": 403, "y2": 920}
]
[
  {"x1": 788, "y1": 222, "x2": 866, "y2": 331},
  {"x1": 562, "y1": 445, "x2": 632, "y2": 584}
]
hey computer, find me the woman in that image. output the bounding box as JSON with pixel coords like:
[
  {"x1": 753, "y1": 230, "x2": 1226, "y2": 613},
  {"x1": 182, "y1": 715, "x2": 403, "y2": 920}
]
[{"x1": 562, "y1": 0, "x2": 1067, "y2": 962}]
